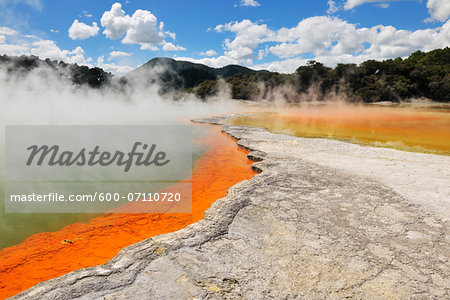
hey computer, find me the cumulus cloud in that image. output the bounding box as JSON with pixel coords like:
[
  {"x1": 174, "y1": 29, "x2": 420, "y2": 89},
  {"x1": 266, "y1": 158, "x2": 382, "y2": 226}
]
[
  {"x1": 268, "y1": 17, "x2": 450, "y2": 72},
  {"x1": 140, "y1": 44, "x2": 159, "y2": 51},
  {"x1": 344, "y1": 0, "x2": 388, "y2": 10},
  {"x1": 0, "y1": 27, "x2": 93, "y2": 65},
  {"x1": 426, "y1": 0, "x2": 450, "y2": 22},
  {"x1": 0, "y1": 44, "x2": 29, "y2": 56},
  {"x1": 97, "y1": 56, "x2": 134, "y2": 76},
  {"x1": 162, "y1": 42, "x2": 186, "y2": 51},
  {"x1": 30, "y1": 40, "x2": 89, "y2": 65},
  {"x1": 120, "y1": 10, "x2": 160, "y2": 44},
  {"x1": 179, "y1": 16, "x2": 450, "y2": 73},
  {"x1": 68, "y1": 20, "x2": 100, "y2": 40},
  {"x1": 100, "y1": 3, "x2": 131, "y2": 39},
  {"x1": 0, "y1": 26, "x2": 134, "y2": 76},
  {"x1": 0, "y1": 27, "x2": 18, "y2": 36},
  {"x1": 268, "y1": 16, "x2": 367, "y2": 58},
  {"x1": 109, "y1": 51, "x2": 132, "y2": 60},
  {"x1": 215, "y1": 19, "x2": 274, "y2": 63},
  {"x1": 240, "y1": 0, "x2": 260, "y2": 7},
  {"x1": 100, "y1": 3, "x2": 182, "y2": 51},
  {"x1": 199, "y1": 49, "x2": 217, "y2": 56}
]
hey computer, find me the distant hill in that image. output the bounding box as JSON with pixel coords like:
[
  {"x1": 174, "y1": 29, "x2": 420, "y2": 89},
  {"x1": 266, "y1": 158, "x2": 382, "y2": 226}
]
[
  {"x1": 127, "y1": 57, "x2": 261, "y2": 90},
  {"x1": 0, "y1": 54, "x2": 112, "y2": 88},
  {"x1": 1, "y1": 48, "x2": 449, "y2": 103},
  {"x1": 182, "y1": 47, "x2": 450, "y2": 102}
]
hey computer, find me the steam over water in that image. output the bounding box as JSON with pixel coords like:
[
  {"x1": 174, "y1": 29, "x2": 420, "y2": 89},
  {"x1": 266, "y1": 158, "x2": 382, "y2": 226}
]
[
  {"x1": 0, "y1": 65, "x2": 244, "y2": 249},
  {"x1": 231, "y1": 103, "x2": 450, "y2": 155},
  {"x1": 1, "y1": 64, "x2": 449, "y2": 250}
]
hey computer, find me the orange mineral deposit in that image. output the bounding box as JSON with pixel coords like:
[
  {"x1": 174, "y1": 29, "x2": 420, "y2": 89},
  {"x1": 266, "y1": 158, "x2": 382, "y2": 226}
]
[
  {"x1": 0, "y1": 125, "x2": 257, "y2": 299},
  {"x1": 231, "y1": 104, "x2": 450, "y2": 155}
]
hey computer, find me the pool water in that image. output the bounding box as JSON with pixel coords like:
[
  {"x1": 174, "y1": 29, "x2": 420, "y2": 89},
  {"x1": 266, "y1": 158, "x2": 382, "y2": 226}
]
[
  {"x1": 230, "y1": 104, "x2": 450, "y2": 155},
  {"x1": 0, "y1": 124, "x2": 257, "y2": 299}
]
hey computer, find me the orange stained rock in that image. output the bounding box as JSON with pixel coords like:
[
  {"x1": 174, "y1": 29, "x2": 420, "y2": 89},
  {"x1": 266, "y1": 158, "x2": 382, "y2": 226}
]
[{"x1": 0, "y1": 125, "x2": 257, "y2": 299}]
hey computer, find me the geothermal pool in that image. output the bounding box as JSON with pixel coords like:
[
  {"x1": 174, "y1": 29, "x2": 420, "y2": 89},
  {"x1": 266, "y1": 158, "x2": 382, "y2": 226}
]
[
  {"x1": 0, "y1": 124, "x2": 257, "y2": 299},
  {"x1": 230, "y1": 104, "x2": 450, "y2": 155},
  {"x1": 2, "y1": 103, "x2": 449, "y2": 298}
]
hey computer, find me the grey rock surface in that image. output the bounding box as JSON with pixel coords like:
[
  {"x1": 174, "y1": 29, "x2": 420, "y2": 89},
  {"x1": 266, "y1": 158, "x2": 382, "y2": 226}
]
[{"x1": 12, "y1": 115, "x2": 449, "y2": 299}]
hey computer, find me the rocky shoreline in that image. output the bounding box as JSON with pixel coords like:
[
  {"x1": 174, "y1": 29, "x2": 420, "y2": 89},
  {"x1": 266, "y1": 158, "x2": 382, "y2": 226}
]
[{"x1": 12, "y1": 115, "x2": 449, "y2": 299}]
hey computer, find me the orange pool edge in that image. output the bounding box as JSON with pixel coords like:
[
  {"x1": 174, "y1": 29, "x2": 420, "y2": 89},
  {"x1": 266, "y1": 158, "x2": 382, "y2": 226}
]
[{"x1": 0, "y1": 125, "x2": 257, "y2": 299}]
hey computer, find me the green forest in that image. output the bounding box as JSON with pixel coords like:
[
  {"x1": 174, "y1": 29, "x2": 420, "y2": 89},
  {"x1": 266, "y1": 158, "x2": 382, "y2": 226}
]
[
  {"x1": 1, "y1": 47, "x2": 449, "y2": 103},
  {"x1": 187, "y1": 47, "x2": 450, "y2": 103},
  {"x1": 0, "y1": 55, "x2": 112, "y2": 88}
]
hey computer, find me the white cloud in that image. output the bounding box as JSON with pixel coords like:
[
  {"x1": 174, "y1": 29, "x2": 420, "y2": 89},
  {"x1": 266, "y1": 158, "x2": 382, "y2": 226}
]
[
  {"x1": 109, "y1": 51, "x2": 132, "y2": 60},
  {"x1": 200, "y1": 49, "x2": 217, "y2": 56},
  {"x1": 0, "y1": 28, "x2": 27, "y2": 55},
  {"x1": 30, "y1": 40, "x2": 90, "y2": 65},
  {"x1": 159, "y1": 21, "x2": 176, "y2": 40},
  {"x1": 140, "y1": 43, "x2": 159, "y2": 51},
  {"x1": 81, "y1": 11, "x2": 93, "y2": 18},
  {"x1": 180, "y1": 16, "x2": 450, "y2": 73},
  {"x1": 344, "y1": 0, "x2": 388, "y2": 10},
  {"x1": 0, "y1": 27, "x2": 18, "y2": 36},
  {"x1": 271, "y1": 18, "x2": 450, "y2": 72},
  {"x1": 0, "y1": 29, "x2": 93, "y2": 65},
  {"x1": 97, "y1": 56, "x2": 134, "y2": 76},
  {"x1": 0, "y1": 44, "x2": 29, "y2": 56},
  {"x1": 240, "y1": 0, "x2": 260, "y2": 7},
  {"x1": 100, "y1": 3, "x2": 131, "y2": 39},
  {"x1": 426, "y1": 0, "x2": 450, "y2": 22},
  {"x1": 164, "y1": 31, "x2": 176, "y2": 40},
  {"x1": 100, "y1": 3, "x2": 182, "y2": 50},
  {"x1": 162, "y1": 42, "x2": 186, "y2": 51},
  {"x1": 253, "y1": 57, "x2": 308, "y2": 73},
  {"x1": 257, "y1": 46, "x2": 268, "y2": 59},
  {"x1": 376, "y1": 3, "x2": 390, "y2": 8},
  {"x1": 68, "y1": 20, "x2": 100, "y2": 40},
  {"x1": 121, "y1": 10, "x2": 160, "y2": 44},
  {"x1": 214, "y1": 19, "x2": 274, "y2": 63},
  {"x1": 327, "y1": 0, "x2": 339, "y2": 14},
  {"x1": 23, "y1": 34, "x2": 38, "y2": 39},
  {"x1": 272, "y1": 16, "x2": 450, "y2": 60},
  {"x1": 49, "y1": 29, "x2": 58, "y2": 33},
  {"x1": 0, "y1": 27, "x2": 136, "y2": 75},
  {"x1": 269, "y1": 16, "x2": 368, "y2": 58}
]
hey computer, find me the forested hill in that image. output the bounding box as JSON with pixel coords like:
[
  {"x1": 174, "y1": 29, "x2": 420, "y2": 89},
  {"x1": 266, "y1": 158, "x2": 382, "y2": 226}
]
[
  {"x1": 185, "y1": 47, "x2": 450, "y2": 103},
  {"x1": 1, "y1": 47, "x2": 449, "y2": 103},
  {"x1": 0, "y1": 54, "x2": 112, "y2": 88},
  {"x1": 126, "y1": 57, "x2": 264, "y2": 91}
]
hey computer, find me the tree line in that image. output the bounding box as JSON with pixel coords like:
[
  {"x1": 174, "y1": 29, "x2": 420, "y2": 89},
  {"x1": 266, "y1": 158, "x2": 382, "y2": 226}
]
[
  {"x1": 187, "y1": 47, "x2": 450, "y2": 103},
  {"x1": 1, "y1": 47, "x2": 449, "y2": 102},
  {"x1": 0, "y1": 55, "x2": 112, "y2": 88}
]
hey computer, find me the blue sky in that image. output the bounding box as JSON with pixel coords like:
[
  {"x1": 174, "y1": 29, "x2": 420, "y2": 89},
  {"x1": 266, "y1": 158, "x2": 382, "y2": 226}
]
[{"x1": 0, "y1": 0, "x2": 449, "y2": 74}]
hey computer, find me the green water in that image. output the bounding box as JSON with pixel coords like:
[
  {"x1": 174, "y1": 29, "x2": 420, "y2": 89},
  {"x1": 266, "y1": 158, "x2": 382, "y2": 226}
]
[{"x1": 0, "y1": 125, "x2": 208, "y2": 250}]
